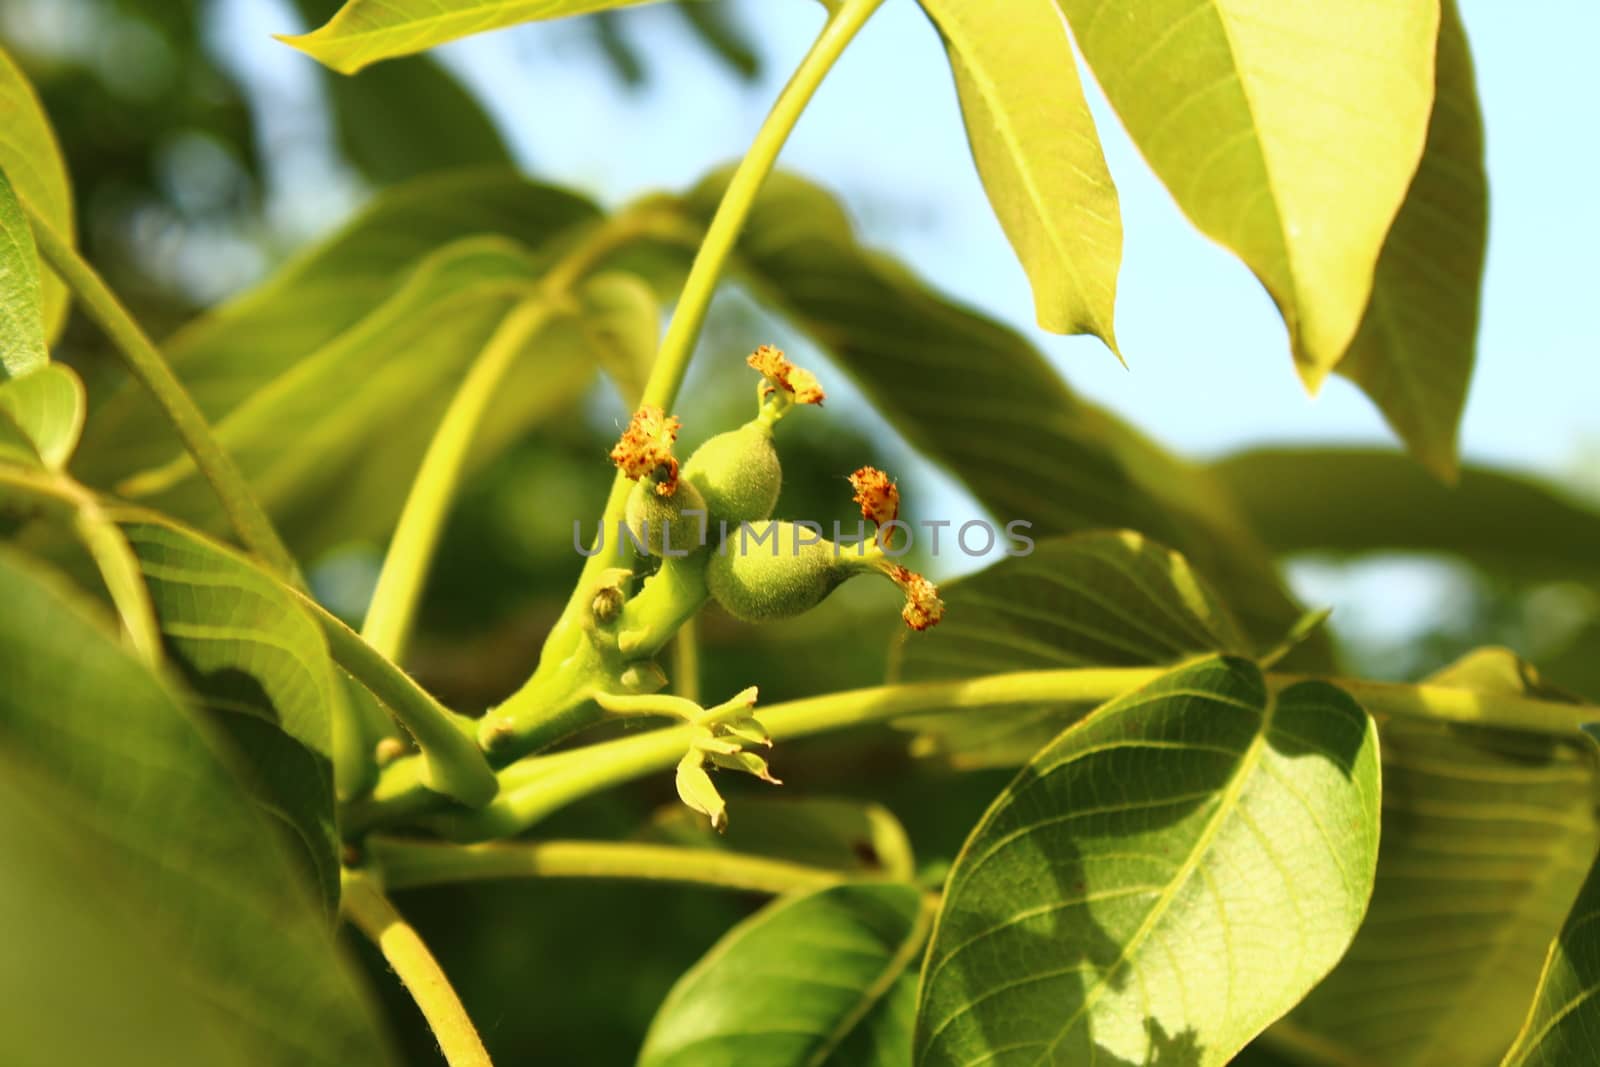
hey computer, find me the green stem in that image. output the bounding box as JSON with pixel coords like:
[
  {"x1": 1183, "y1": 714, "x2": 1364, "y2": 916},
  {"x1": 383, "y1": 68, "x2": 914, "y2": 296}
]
[
  {"x1": 362, "y1": 298, "x2": 558, "y2": 662},
  {"x1": 306, "y1": 592, "x2": 498, "y2": 807},
  {"x1": 672, "y1": 618, "x2": 701, "y2": 703},
  {"x1": 427, "y1": 666, "x2": 1597, "y2": 841},
  {"x1": 369, "y1": 838, "x2": 845, "y2": 895},
  {"x1": 341, "y1": 871, "x2": 491, "y2": 1067},
  {"x1": 24, "y1": 205, "x2": 298, "y2": 579},
  {"x1": 496, "y1": 0, "x2": 886, "y2": 748}
]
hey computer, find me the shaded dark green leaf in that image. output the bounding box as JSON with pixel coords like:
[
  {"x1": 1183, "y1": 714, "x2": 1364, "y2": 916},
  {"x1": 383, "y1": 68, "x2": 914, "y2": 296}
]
[
  {"x1": 0, "y1": 548, "x2": 392, "y2": 1065},
  {"x1": 894, "y1": 531, "x2": 1248, "y2": 768},
  {"x1": 1210, "y1": 448, "x2": 1600, "y2": 584}
]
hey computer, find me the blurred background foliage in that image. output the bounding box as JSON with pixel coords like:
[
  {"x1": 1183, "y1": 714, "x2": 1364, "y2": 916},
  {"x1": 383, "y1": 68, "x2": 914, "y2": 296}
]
[{"x1": 3, "y1": 1, "x2": 1596, "y2": 1062}]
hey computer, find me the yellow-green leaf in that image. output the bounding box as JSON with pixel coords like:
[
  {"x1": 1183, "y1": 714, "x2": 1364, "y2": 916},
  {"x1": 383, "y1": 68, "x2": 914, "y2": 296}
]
[
  {"x1": 282, "y1": 0, "x2": 662, "y2": 74},
  {"x1": 920, "y1": 0, "x2": 1121, "y2": 352},
  {"x1": 916, "y1": 656, "x2": 1381, "y2": 1066},
  {"x1": 1334, "y1": 0, "x2": 1487, "y2": 480},
  {"x1": 1282, "y1": 649, "x2": 1598, "y2": 1067},
  {"x1": 0, "y1": 165, "x2": 47, "y2": 378},
  {"x1": 0, "y1": 46, "x2": 74, "y2": 343},
  {"x1": 0, "y1": 363, "x2": 84, "y2": 469},
  {"x1": 1056, "y1": 0, "x2": 1439, "y2": 389}
]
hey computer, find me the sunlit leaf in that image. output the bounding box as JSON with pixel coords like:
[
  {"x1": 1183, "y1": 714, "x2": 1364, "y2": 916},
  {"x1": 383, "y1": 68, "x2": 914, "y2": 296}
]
[
  {"x1": 283, "y1": 0, "x2": 662, "y2": 74},
  {"x1": 0, "y1": 549, "x2": 393, "y2": 1065},
  {"x1": 1210, "y1": 447, "x2": 1600, "y2": 584},
  {"x1": 919, "y1": 0, "x2": 1121, "y2": 350},
  {"x1": 1281, "y1": 649, "x2": 1598, "y2": 1067},
  {"x1": 0, "y1": 46, "x2": 73, "y2": 343},
  {"x1": 916, "y1": 656, "x2": 1380, "y2": 1066},
  {"x1": 639, "y1": 882, "x2": 929, "y2": 1066},
  {"x1": 1335, "y1": 0, "x2": 1487, "y2": 480},
  {"x1": 0, "y1": 164, "x2": 47, "y2": 378},
  {"x1": 640, "y1": 796, "x2": 917, "y2": 881},
  {"x1": 1056, "y1": 0, "x2": 1438, "y2": 391},
  {"x1": 0, "y1": 362, "x2": 84, "y2": 469},
  {"x1": 893, "y1": 531, "x2": 1248, "y2": 768}
]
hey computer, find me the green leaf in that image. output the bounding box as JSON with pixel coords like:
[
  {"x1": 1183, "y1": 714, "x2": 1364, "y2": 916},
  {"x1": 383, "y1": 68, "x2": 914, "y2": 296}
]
[
  {"x1": 0, "y1": 45, "x2": 74, "y2": 344},
  {"x1": 77, "y1": 171, "x2": 601, "y2": 554},
  {"x1": 1055, "y1": 0, "x2": 1439, "y2": 391},
  {"x1": 918, "y1": 0, "x2": 1121, "y2": 351},
  {"x1": 576, "y1": 270, "x2": 660, "y2": 405},
  {"x1": 640, "y1": 796, "x2": 918, "y2": 881},
  {"x1": 117, "y1": 517, "x2": 353, "y2": 911},
  {"x1": 1503, "y1": 839, "x2": 1600, "y2": 1065},
  {"x1": 291, "y1": 0, "x2": 515, "y2": 183},
  {"x1": 80, "y1": 170, "x2": 596, "y2": 482},
  {"x1": 674, "y1": 0, "x2": 760, "y2": 81},
  {"x1": 1334, "y1": 0, "x2": 1487, "y2": 480},
  {"x1": 0, "y1": 549, "x2": 393, "y2": 1065},
  {"x1": 0, "y1": 362, "x2": 85, "y2": 469},
  {"x1": 0, "y1": 164, "x2": 48, "y2": 378},
  {"x1": 116, "y1": 239, "x2": 588, "y2": 554},
  {"x1": 893, "y1": 530, "x2": 1248, "y2": 769},
  {"x1": 658, "y1": 171, "x2": 1318, "y2": 660},
  {"x1": 639, "y1": 882, "x2": 930, "y2": 1066},
  {"x1": 282, "y1": 0, "x2": 662, "y2": 74},
  {"x1": 0, "y1": 754, "x2": 255, "y2": 1067},
  {"x1": 916, "y1": 656, "x2": 1381, "y2": 1066},
  {"x1": 1209, "y1": 447, "x2": 1600, "y2": 584},
  {"x1": 1281, "y1": 648, "x2": 1599, "y2": 1067}
]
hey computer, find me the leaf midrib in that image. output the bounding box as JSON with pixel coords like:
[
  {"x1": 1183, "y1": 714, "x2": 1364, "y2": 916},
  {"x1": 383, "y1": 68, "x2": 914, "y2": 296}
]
[{"x1": 1035, "y1": 685, "x2": 1277, "y2": 1063}]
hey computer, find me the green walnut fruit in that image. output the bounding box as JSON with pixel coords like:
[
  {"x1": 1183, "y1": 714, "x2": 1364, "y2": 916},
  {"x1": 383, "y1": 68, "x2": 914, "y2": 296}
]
[
  {"x1": 625, "y1": 479, "x2": 709, "y2": 557},
  {"x1": 681, "y1": 420, "x2": 781, "y2": 524},
  {"x1": 707, "y1": 521, "x2": 863, "y2": 621}
]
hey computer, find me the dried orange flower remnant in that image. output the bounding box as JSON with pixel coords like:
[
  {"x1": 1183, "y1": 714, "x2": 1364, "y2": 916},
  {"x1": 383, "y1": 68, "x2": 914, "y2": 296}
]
[
  {"x1": 890, "y1": 565, "x2": 944, "y2": 631},
  {"x1": 747, "y1": 344, "x2": 825, "y2": 406},
  {"x1": 848, "y1": 465, "x2": 900, "y2": 526},
  {"x1": 609, "y1": 404, "x2": 681, "y2": 495}
]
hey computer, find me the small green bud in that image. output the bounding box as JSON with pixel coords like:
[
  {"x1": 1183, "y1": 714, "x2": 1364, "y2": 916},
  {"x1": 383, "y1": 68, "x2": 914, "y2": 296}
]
[
  {"x1": 706, "y1": 521, "x2": 860, "y2": 622},
  {"x1": 681, "y1": 420, "x2": 781, "y2": 524},
  {"x1": 625, "y1": 479, "x2": 709, "y2": 557}
]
